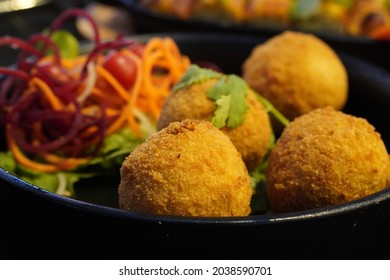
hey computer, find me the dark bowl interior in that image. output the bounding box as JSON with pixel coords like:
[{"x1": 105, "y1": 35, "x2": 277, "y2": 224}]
[{"x1": 1, "y1": 32, "x2": 390, "y2": 259}]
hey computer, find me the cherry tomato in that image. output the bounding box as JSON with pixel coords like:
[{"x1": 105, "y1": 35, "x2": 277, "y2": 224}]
[{"x1": 103, "y1": 50, "x2": 137, "y2": 90}]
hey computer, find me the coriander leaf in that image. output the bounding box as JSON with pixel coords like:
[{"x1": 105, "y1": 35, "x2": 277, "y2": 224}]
[
  {"x1": 207, "y1": 74, "x2": 249, "y2": 128},
  {"x1": 173, "y1": 64, "x2": 221, "y2": 92},
  {"x1": 211, "y1": 94, "x2": 231, "y2": 128},
  {"x1": 254, "y1": 92, "x2": 290, "y2": 127}
]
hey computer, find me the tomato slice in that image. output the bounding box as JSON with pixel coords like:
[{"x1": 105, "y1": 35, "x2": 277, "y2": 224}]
[{"x1": 103, "y1": 50, "x2": 137, "y2": 90}]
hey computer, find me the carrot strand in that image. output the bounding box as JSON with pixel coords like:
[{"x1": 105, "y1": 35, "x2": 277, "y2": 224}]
[{"x1": 3, "y1": 36, "x2": 190, "y2": 172}]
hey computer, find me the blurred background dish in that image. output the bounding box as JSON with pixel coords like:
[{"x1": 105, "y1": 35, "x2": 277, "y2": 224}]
[
  {"x1": 1, "y1": 0, "x2": 390, "y2": 69},
  {"x1": 123, "y1": 0, "x2": 390, "y2": 40},
  {"x1": 75, "y1": 1, "x2": 134, "y2": 40},
  {"x1": 107, "y1": 0, "x2": 390, "y2": 70}
]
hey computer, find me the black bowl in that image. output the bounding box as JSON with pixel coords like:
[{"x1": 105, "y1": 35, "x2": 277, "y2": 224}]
[{"x1": 1, "y1": 32, "x2": 390, "y2": 260}]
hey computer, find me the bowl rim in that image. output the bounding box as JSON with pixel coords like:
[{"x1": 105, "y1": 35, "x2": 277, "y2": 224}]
[{"x1": 2, "y1": 166, "x2": 390, "y2": 225}]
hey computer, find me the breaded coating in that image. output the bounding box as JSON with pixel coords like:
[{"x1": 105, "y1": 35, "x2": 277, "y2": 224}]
[
  {"x1": 266, "y1": 107, "x2": 390, "y2": 213},
  {"x1": 157, "y1": 79, "x2": 273, "y2": 171},
  {"x1": 119, "y1": 119, "x2": 253, "y2": 217},
  {"x1": 242, "y1": 31, "x2": 348, "y2": 128}
]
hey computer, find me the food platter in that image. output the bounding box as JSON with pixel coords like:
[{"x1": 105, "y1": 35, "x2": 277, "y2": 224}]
[
  {"x1": 1, "y1": 32, "x2": 390, "y2": 259},
  {"x1": 109, "y1": 0, "x2": 390, "y2": 70},
  {"x1": 116, "y1": 0, "x2": 390, "y2": 41}
]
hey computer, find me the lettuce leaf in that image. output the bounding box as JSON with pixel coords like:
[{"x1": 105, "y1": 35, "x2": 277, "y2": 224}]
[
  {"x1": 0, "y1": 128, "x2": 146, "y2": 196},
  {"x1": 48, "y1": 30, "x2": 80, "y2": 59}
]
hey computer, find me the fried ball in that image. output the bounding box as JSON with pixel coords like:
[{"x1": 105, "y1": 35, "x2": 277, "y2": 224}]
[
  {"x1": 119, "y1": 119, "x2": 253, "y2": 217},
  {"x1": 242, "y1": 31, "x2": 348, "y2": 128},
  {"x1": 266, "y1": 107, "x2": 390, "y2": 213},
  {"x1": 157, "y1": 79, "x2": 273, "y2": 171}
]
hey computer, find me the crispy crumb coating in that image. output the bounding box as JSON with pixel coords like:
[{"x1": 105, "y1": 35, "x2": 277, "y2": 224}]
[
  {"x1": 266, "y1": 107, "x2": 390, "y2": 213},
  {"x1": 157, "y1": 79, "x2": 273, "y2": 171},
  {"x1": 242, "y1": 31, "x2": 348, "y2": 126},
  {"x1": 119, "y1": 119, "x2": 253, "y2": 217}
]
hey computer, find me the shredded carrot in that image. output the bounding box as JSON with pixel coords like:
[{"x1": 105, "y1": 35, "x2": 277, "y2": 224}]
[
  {"x1": 6, "y1": 36, "x2": 190, "y2": 172},
  {"x1": 138, "y1": 37, "x2": 190, "y2": 119},
  {"x1": 43, "y1": 153, "x2": 90, "y2": 169},
  {"x1": 90, "y1": 88, "x2": 124, "y2": 107},
  {"x1": 6, "y1": 125, "x2": 59, "y2": 172},
  {"x1": 122, "y1": 49, "x2": 143, "y2": 108},
  {"x1": 95, "y1": 65, "x2": 131, "y2": 102},
  {"x1": 30, "y1": 77, "x2": 63, "y2": 110}
]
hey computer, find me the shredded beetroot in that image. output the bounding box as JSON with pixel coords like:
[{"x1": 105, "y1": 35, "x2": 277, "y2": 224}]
[
  {"x1": 49, "y1": 8, "x2": 101, "y2": 45},
  {"x1": 0, "y1": 36, "x2": 44, "y2": 58},
  {"x1": 28, "y1": 34, "x2": 62, "y2": 65},
  {"x1": 80, "y1": 37, "x2": 137, "y2": 79},
  {"x1": 9, "y1": 96, "x2": 83, "y2": 153},
  {"x1": 0, "y1": 8, "x2": 141, "y2": 170}
]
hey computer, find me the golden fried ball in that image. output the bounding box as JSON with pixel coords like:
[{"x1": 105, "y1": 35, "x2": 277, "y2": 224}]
[
  {"x1": 242, "y1": 31, "x2": 348, "y2": 126},
  {"x1": 157, "y1": 79, "x2": 273, "y2": 171},
  {"x1": 119, "y1": 119, "x2": 253, "y2": 217},
  {"x1": 266, "y1": 107, "x2": 390, "y2": 213}
]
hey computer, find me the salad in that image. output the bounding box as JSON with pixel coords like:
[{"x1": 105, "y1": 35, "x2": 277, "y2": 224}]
[{"x1": 0, "y1": 8, "x2": 190, "y2": 196}]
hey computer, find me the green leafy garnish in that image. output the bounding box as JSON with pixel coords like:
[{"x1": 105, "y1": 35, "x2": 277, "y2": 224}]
[
  {"x1": 249, "y1": 134, "x2": 275, "y2": 214},
  {"x1": 207, "y1": 75, "x2": 249, "y2": 128},
  {"x1": 0, "y1": 151, "x2": 78, "y2": 195},
  {"x1": 211, "y1": 95, "x2": 231, "y2": 128},
  {"x1": 173, "y1": 65, "x2": 249, "y2": 129},
  {"x1": 0, "y1": 128, "x2": 146, "y2": 196},
  {"x1": 48, "y1": 30, "x2": 80, "y2": 59},
  {"x1": 85, "y1": 128, "x2": 145, "y2": 172},
  {"x1": 290, "y1": 0, "x2": 321, "y2": 20},
  {"x1": 173, "y1": 64, "x2": 221, "y2": 92}
]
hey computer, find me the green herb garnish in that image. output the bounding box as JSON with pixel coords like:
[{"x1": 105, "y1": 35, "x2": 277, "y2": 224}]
[
  {"x1": 207, "y1": 74, "x2": 249, "y2": 129},
  {"x1": 173, "y1": 65, "x2": 250, "y2": 129},
  {"x1": 173, "y1": 64, "x2": 221, "y2": 92},
  {"x1": 255, "y1": 93, "x2": 290, "y2": 127}
]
